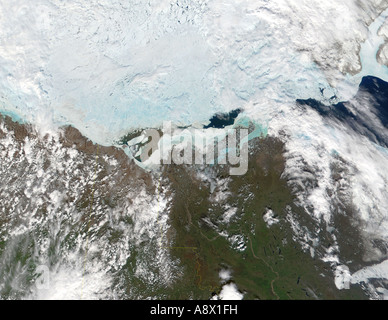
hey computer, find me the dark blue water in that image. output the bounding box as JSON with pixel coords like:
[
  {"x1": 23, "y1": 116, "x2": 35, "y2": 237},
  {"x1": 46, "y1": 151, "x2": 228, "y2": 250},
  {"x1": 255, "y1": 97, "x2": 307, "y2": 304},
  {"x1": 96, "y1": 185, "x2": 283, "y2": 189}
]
[
  {"x1": 204, "y1": 108, "x2": 242, "y2": 129},
  {"x1": 297, "y1": 76, "x2": 388, "y2": 148}
]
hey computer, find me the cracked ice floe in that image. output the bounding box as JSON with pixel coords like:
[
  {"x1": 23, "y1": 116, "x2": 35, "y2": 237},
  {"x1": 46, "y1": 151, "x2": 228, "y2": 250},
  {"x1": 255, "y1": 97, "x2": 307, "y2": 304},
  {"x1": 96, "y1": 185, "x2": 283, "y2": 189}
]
[
  {"x1": 372, "y1": 9, "x2": 388, "y2": 71},
  {"x1": 4, "y1": 0, "x2": 388, "y2": 297},
  {"x1": 274, "y1": 13, "x2": 388, "y2": 252},
  {"x1": 2, "y1": 0, "x2": 388, "y2": 145},
  {"x1": 4, "y1": 0, "x2": 388, "y2": 245},
  {"x1": 273, "y1": 86, "x2": 388, "y2": 238}
]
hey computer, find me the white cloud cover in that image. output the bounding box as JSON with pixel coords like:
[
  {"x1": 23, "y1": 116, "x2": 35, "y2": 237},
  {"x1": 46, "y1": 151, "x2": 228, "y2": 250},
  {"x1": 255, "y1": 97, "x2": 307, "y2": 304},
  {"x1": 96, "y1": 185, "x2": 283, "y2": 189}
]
[
  {"x1": 212, "y1": 283, "x2": 244, "y2": 300},
  {"x1": 0, "y1": 0, "x2": 387, "y2": 145},
  {"x1": 0, "y1": 120, "x2": 176, "y2": 299},
  {"x1": 3, "y1": 0, "x2": 388, "y2": 298}
]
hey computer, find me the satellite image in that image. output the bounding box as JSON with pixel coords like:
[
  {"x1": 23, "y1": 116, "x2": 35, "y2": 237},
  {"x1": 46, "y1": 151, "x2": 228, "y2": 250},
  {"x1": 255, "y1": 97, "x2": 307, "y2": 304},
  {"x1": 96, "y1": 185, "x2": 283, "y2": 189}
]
[{"x1": 1, "y1": 0, "x2": 388, "y2": 301}]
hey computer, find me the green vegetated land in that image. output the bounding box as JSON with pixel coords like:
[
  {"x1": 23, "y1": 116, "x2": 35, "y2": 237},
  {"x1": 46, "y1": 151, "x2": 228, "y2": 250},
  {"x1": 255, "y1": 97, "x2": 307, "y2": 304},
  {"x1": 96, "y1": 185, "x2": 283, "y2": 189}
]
[
  {"x1": 0, "y1": 115, "x2": 369, "y2": 299},
  {"x1": 160, "y1": 135, "x2": 367, "y2": 300}
]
